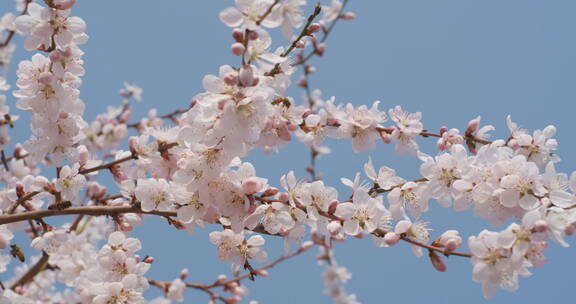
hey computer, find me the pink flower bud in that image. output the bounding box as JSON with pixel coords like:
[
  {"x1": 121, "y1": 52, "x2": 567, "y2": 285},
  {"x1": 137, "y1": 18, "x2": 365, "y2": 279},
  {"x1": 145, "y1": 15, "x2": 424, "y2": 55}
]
[
  {"x1": 533, "y1": 220, "x2": 548, "y2": 233},
  {"x1": 16, "y1": 182, "x2": 24, "y2": 198},
  {"x1": 439, "y1": 126, "x2": 448, "y2": 135},
  {"x1": 315, "y1": 43, "x2": 325, "y2": 56},
  {"x1": 327, "y1": 221, "x2": 342, "y2": 235},
  {"x1": 428, "y1": 251, "x2": 447, "y2": 272},
  {"x1": 38, "y1": 72, "x2": 53, "y2": 85},
  {"x1": 444, "y1": 239, "x2": 460, "y2": 253},
  {"x1": 248, "y1": 31, "x2": 259, "y2": 40},
  {"x1": 232, "y1": 29, "x2": 244, "y2": 42},
  {"x1": 301, "y1": 240, "x2": 314, "y2": 249},
  {"x1": 340, "y1": 12, "x2": 356, "y2": 20},
  {"x1": 180, "y1": 268, "x2": 189, "y2": 280},
  {"x1": 384, "y1": 232, "x2": 400, "y2": 246},
  {"x1": 327, "y1": 200, "x2": 339, "y2": 214},
  {"x1": 128, "y1": 136, "x2": 139, "y2": 155},
  {"x1": 231, "y1": 43, "x2": 245, "y2": 56},
  {"x1": 239, "y1": 66, "x2": 254, "y2": 87},
  {"x1": 216, "y1": 274, "x2": 227, "y2": 283},
  {"x1": 278, "y1": 192, "x2": 289, "y2": 202},
  {"x1": 232, "y1": 286, "x2": 246, "y2": 297},
  {"x1": 467, "y1": 116, "x2": 481, "y2": 133},
  {"x1": 255, "y1": 269, "x2": 269, "y2": 277},
  {"x1": 242, "y1": 178, "x2": 262, "y2": 195},
  {"x1": 308, "y1": 23, "x2": 321, "y2": 34},
  {"x1": 119, "y1": 110, "x2": 131, "y2": 123},
  {"x1": 120, "y1": 222, "x2": 133, "y2": 232},
  {"x1": 305, "y1": 65, "x2": 316, "y2": 74},
  {"x1": 77, "y1": 145, "x2": 89, "y2": 167},
  {"x1": 262, "y1": 187, "x2": 279, "y2": 196},
  {"x1": 87, "y1": 182, "x2": 103, "y2": 198},
  {"x1": 143, "y1": 256, "x2": 155, "y2": 263},
  {"x1": 297, "y1": 76, "x2": 308, "y2": 88},
  {"x1": 295, "y1": 40, "x2": 305, "y2": 48},
  {"x1": 0, "y1": 236, "x2": 8, "y2": 250},
  {"x1": 52, "y1": 0, "x2": 76, "y2": 10}
]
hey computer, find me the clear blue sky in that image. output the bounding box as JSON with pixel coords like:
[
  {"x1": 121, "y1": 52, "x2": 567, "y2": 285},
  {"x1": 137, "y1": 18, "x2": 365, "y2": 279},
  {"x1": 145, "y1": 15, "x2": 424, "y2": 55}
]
[{"x1": 3, "y1": 0, "x2": 576, "y2": 303}]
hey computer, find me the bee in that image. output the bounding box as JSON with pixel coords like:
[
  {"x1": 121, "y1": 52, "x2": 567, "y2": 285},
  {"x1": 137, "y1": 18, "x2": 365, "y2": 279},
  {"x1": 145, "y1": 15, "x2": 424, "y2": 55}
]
[
  {"x1": 10, "y1": 244, "x2": 25, "y2": 262},
  {"x1": 48, "y1": 201, "x2": 72, "y2": 210}
]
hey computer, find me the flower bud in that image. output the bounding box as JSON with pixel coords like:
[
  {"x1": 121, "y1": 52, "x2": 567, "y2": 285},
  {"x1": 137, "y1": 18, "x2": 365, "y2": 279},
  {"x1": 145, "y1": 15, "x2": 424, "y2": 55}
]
[
  {"x1": 384, "y1": 232, "x2": 400, "y2": 246},
  {"x1": 439, "y1": 126, "x2": 448, "y2": 135},
  {"x1": 340, "y1": 12, "x2": 356, "y2": 20},
  {"x1": 78, "y1": 145, "x2": 89, "y2": 167},
  {"x1": 295, "y1": 40, "x2": 305, "y2": 48},
  {"x1": 52, "y1": 0, "x2": 76, "y2": 10},
  {"x1": 143, "y1": 256, "x2": 155, "y2": 263},
  {"x1": 248, "y1": 31, "x2": 259, "y2": 40},
  {"x1": 216, "y1": 274, "x2": 227, "y2": 283},
  {"x1": 327, "y1": 200, "x2": 339, "y2": 214},
  {"x1": 262, "y1": 187, "x2": 279, "y2": 196},
  {"x1": 0, "y1": 236, "x2": 9, "y2": 250},
  {"x1": 128, "y1": 136, "x2": 139, "y2": 156},
  {"x1": 232, "y1": 29, "x2": 244, "y2": 42},
  {"x1": 297, "y1": 76, "x2": 308, "y2": 88},
  {"x1": 315, "y1": 43, "x2": 325, "y2": 56},
  {"x1": 120, "y1": 222, "x2": 133, "y2": 232},
  {"x1": 467, "y1": 116, "x2": 481, "y2": 133},
  {"x1": 307, "y1": 23, "x2": 321, "y2": 34},
  {"x1": 231, "y1": 43, "x2": 245, "y2": 56},
  {"x1": 180, "y1": 268, "x2": 189, "y2": 280},
  {"x1": 444, "y1": 239, "x2": 460, "y2": 253},
  {"x1": 301, "y1": 240, "x2": 314, "y2": 250},
  {"x1": 428, "y1": 250, "x2": 447, "y2": 272}
]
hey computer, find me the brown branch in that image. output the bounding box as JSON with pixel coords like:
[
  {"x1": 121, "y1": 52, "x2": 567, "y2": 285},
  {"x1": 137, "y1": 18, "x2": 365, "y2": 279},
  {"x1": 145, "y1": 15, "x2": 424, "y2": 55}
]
[
  {"x1": 256, "y1": 0, "x2": 281, "y2": 26},
  {"x1": 10, "y1": 252, "x2": 49, "y2": 290},
  {"x1": 7, "y1": 191, "x2": 41, "y2": 214},
  {"x1": 149, "y1": 279, "x2": 229, "y2": 303},
  {"x1": 0, "y1": 0, "x2": 32, "y2": 48},
  {"x1": 78, "y1": 154, "x2": 137, "y2": 175},
  {"x1": 127, "y1": 105, "x2": 193, "y2": 129},
  {"x1": 296, "y1": 0, "x2": 350, "y2": 66},
  {"x1": 0, "y1": 205, "x2": 177, "y2": 226},
  {"x1": 267, "y1": 3, "x2": 322, "y2": 76},
  {"x1": 207, "y1": 243, "x2": 314, "y2": 288}
]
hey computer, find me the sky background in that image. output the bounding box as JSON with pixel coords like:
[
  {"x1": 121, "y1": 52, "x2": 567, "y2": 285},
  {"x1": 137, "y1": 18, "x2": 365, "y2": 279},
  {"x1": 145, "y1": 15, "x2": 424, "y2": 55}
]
[{"x1": 3, "y1": 0, "x2": 576, "y2": 303}]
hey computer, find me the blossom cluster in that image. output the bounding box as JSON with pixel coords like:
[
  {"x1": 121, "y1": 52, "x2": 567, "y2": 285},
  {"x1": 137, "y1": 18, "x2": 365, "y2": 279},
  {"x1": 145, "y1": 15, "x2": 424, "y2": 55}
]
[{"x1": 0, "y1": 0, "x2": 572, "y2": 303}]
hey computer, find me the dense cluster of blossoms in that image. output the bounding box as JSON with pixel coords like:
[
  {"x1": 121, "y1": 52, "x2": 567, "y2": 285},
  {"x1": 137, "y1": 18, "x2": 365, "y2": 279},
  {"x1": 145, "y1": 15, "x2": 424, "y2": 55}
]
[{"x1": 0, "y1": 0, "x2": 572, "y2": 303}]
